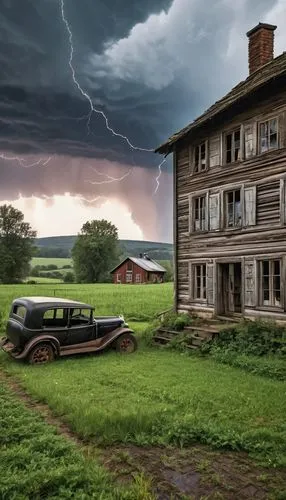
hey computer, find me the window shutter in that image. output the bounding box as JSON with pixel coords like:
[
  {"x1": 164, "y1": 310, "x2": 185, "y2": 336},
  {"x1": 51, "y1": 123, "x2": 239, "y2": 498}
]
[
  {"x1": 244, "y1": 259, "x2": 256, "y2": 307},
  {"x1": 189, "y1": 146, "x2": 194, "y2": 174},
  {"x1": 188, "y1": 262, "x2": 193, "y2": 300},
  {"x1": 189, "y1": 195, "x2": 193, "y2": 233},
  {"x1": 209, "y1": 136, "x2": 220, "y2": 167},
  {"x1": 205, "y1": 192, "x2": 209, "y2": 231},
  {"x1": 279, "y1": 112, "x2": 286, "y2": 149},
  {"x1": 205, "y1": 140, "x2": 209, "y2": 170},
  {"x1": 209, "y1": 193, "x2": 220, "y2": 230},
  {"x1": 280, "y1": 178, "x2": 286, "y2": 225},
  {"x1": 240, "y1": 124, "x2": 245, "y2": 161},
  {"x1": 244, "y1": 186, "x2": 256, "y2": 226},
  {"x1": 206, "y1": 262, "x2": 214, "y2": 305},
  {"x1": 244, "y1": 122, "x2": 257, "y2": 159}
]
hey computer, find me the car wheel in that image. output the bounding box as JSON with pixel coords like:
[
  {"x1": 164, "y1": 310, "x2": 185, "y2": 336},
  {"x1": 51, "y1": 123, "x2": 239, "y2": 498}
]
[
  {"x1": 28, "y1": 343, "x2": 55, "y2": 365},
  {"x1": 115, "y1": 333, "x2": 137, "y2": 354}
]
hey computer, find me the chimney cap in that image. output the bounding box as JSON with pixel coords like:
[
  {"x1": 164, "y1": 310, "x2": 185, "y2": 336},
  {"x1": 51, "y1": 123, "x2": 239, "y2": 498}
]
[{"x1": 247, "y1": 22, "x2": 277, "y2": 38}]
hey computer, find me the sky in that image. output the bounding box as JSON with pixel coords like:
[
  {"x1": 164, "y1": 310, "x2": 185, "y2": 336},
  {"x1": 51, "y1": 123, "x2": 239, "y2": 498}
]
[{"x1": 0, "y1": 0, "x2": 285, "y2": 242}]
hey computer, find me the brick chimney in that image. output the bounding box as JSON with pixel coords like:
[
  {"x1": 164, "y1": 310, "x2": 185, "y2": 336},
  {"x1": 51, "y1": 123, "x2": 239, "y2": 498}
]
[{"x1": 246, "y1": 23, "x2": 277, "y2": 75}]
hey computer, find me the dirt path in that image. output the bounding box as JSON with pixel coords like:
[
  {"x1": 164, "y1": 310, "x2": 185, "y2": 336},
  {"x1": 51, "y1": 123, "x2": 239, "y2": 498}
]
[{"x1": 1, "y1": 370, "x2": 285, "y2": 499}]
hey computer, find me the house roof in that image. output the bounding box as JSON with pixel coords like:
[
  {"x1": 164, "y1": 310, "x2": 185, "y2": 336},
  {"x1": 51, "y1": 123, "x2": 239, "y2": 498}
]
[
  {"x1": 155, "y1": 51, "x2": 286, "y2": 155},
  {"x1": 110, "y1": 257, "x2": 166, "y2": 274}
]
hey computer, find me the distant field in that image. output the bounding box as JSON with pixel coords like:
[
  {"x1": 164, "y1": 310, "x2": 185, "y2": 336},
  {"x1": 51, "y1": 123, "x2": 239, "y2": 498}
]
[
  {"x1": 26, "y1": 276, "x2": 64, "y2": 284},
  {"x1": 0, "y1": 283, "x2": 173, "y2": 321},
  {"x1": 32, "y1": 257, "x2": 72, "y2": 267}
]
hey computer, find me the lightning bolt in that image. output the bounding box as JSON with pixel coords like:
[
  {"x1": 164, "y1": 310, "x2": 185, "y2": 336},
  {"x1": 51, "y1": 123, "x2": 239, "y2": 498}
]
[
  {"x1": 154, "y1": 156, "x2": 167, "y2": 194},
  {"x1": 0, "y1": 153, "x2": 52, "y2": 168},
  {"x1": 86, "y1": 166, "x2": 133, "y2": 185},
  {"x1": 59, "y1": 0, "x2": 153, "y2": 153}
]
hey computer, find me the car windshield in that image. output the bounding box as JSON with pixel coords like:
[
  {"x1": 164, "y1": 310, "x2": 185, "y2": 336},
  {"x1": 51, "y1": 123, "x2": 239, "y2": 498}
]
[{"x1": 69, "y1": 308, "x2": 91, "y2": 326}]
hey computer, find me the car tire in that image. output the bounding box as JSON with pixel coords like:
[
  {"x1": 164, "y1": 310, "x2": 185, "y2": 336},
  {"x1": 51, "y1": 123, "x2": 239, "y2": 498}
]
[
  {"x1": 115, "y1": 333, "x2": 137, "y2": 354},
  {"x1": 28, "y1": 343, "x2": 55, "y2": 365}
]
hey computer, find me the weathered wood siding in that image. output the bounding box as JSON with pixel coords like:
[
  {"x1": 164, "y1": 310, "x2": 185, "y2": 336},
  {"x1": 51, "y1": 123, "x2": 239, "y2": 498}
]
[{"x1": 175, "y1": 90, "x2": 286, "y2": 319}]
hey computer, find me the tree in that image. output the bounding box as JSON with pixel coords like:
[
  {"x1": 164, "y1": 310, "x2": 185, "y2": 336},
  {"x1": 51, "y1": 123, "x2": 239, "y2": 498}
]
[
  {"x1": 0, "y1": 204, "x2": 37, "y2": 283},
  {"x1": 72, "y1": 219, "x2": 120, "y2": 283},
  {"x1": 64, "y1": 271, "x2": 75, "y2": 283}
]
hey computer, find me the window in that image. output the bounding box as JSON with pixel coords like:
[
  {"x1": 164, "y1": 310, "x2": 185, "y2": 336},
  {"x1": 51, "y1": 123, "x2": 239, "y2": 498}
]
[
  {"x1": 116, "y1": 273, "x2": 121, "y2": 283},
  {"x1": 127, "y1": 260, "x2": 133, "y2": 271},
  {"x1": 194, "y1": 264, "x2": 206, "y2": 300},
  {"x1": 260, "y1": 259, "x2": 281, "y2": 307},
  {"x1": 43, "y1": 308, "x2": 67, "y2": 327},
  {"x1": 194, "y1": 195, "x2": 206, "y2": 231},
  {"x1": 225, "y1": 129, "x2": 241, "y2": 164},
  {"x1": 225, "y1": 189, "x2": 242, "y2": 228},
  {"x1": 69, "y1": 308, "x2": 91, "y2": 325},
  {"x1": 194, "y1": 142, "x2": 207, "y2": 173},
  {"x1": 135, "y1": 273, "x2": 141, "y2": 283},
  {"x1": 259, "y1": 118, "x2": 278, "y2": 153},
  {"x1": 126, "y1": 271, "x2": 132, "y2": 283},
  {"x1": 13, "y1": 305, "x2": 26, "y2": 320}
]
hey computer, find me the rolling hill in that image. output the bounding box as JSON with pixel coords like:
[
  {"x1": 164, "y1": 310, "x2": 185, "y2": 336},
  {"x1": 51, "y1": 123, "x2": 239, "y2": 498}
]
[{"x1": 36, "y1": 236, "x2": 173, "y2": 261}]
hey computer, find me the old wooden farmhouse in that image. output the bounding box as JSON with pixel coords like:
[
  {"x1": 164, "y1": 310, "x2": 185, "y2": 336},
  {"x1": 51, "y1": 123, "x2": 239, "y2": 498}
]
[
  {"x1": 111, "y1": 254, "x2": 166, "y2": 284},
  {"x1": 156, "y1": 22, "x2": 286, "y2": 321}
]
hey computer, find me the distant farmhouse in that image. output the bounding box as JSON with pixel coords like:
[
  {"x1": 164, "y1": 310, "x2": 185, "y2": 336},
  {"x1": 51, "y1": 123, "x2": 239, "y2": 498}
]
[
  {"x1": 111, "y1": 254, "x2": 166, "y2": 284},
  {"x1": 156, "y1": 23, "x2": 286, "y2": 321}
]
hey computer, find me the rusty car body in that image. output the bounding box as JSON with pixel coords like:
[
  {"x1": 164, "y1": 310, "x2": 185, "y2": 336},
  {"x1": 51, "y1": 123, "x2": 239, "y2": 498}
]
[{"x1": 0, "y1": 296, "x2": 137, "y2": 364}]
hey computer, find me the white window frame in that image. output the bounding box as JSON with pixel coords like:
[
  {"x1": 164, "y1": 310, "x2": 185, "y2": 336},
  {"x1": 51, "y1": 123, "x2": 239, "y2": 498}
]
[
  {"x1": 192, "y1": 141, "x2": 208, "y2": 174},
  {"x1": 135, "y1": 273, "x2": 141, "y2": 283},
  {"x1": 116, "y1": 273, "x2": 121, "y2": 283},
  {"x1": 191, "y1": 193, "x2": 208, "y2": 232},
  {"x1": 224, "y1": 187, "x2": 243, "y2": 229},
  {"x1": 126, "y1": 271, "x2": 132, "y2": 283},
  {"x1": 224, "y1": 128, "x2": 242, "y2": 164},
  {"x1": 258, "y1": 258, "x2": 282, "y2": 308},
  {"x1": 258, "y1": 117, "x2": 279, "y2": 154}
]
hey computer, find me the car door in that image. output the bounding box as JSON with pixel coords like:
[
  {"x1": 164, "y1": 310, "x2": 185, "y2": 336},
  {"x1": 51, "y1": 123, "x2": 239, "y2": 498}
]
[{"x1": 64, "y1": 308, "x2": 95, "y2": 346}]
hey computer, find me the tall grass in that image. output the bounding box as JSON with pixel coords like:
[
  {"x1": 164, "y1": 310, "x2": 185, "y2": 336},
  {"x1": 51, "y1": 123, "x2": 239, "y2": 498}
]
[{"x1": 0, "y1": 283, "x2": 173, "y2": 323}]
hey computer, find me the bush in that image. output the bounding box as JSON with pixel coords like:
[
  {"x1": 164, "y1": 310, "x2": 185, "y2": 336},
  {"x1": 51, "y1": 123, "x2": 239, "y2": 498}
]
[
  {"x1": 30, "y1": 268, "x2": 39, "y2": 277},
  {"x1": 210, "y1": 349, "x2": 286, "y2": 381},
  {"x1": 160, "y1": 311, "x2": 193, "y2": 331},
  {"x1": 211, "y1": 319, "x2": 286, "y2": 356},
  {"x1": 64, "y1": 271, "x2": 75, "y2": 283},
  {"x1": 26, "y1": 280, "x2": 37, "y2": 285},
  {"x1": 143, "y1": 312, "x2": 194, "y2": 346},
  {"x1": 62, "y1": 264, "x2": 72, "y2": 269},
  {"x1": 0, "y1": 310, "x2": 4, "y2": 334}
]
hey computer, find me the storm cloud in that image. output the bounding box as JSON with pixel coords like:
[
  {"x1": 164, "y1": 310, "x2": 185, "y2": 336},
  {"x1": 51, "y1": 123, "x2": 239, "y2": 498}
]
[{"x1": 0, "y1": 0, "x2": 285, "y2": 240}]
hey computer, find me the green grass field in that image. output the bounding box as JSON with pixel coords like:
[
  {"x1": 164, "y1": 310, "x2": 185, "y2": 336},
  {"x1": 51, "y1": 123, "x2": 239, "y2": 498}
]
[
  {"x1": 31, "y1": 257, "x2": 72, "y2": 267},
  {"x1": 1, "y1": 282, "x2": 286, "y2": 497},
  {"x1": 0, "y1": 383, "x2": 153, "y2": 499},
  {"x1": 1, "y1": 336, "x2": 286, "y2": 467},
  {"x1": 27, "y1": 276, "x2": 65, "y2": 284},
  {"x1": 0, "y1": 283, "x2": 173, "y2": 322}
]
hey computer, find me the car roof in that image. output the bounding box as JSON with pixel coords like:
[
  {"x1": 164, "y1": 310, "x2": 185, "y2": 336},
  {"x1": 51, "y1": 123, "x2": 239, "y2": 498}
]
[{"x1": 13, "y1": 297, "x2": 93, "y2": 310}]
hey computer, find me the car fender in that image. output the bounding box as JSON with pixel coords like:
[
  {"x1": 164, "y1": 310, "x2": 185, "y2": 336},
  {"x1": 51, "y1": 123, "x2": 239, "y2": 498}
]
[
  {"x1": 15, "y1": 335, "x2": 61, "y2": 359},
  {"x1": 100, "y1": 326, "x2": 134, "y2": 347}
]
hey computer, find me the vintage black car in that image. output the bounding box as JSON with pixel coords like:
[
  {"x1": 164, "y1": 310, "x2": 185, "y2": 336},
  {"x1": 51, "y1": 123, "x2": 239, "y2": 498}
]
[{"x1": 0, "y1": 297, "x2": 137, "y2": 364}]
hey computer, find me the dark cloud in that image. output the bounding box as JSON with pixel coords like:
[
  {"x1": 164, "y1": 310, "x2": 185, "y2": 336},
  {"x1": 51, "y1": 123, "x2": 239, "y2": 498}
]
[{"x1": 0, "y1": 0, "x2": 284, "y2": 240}]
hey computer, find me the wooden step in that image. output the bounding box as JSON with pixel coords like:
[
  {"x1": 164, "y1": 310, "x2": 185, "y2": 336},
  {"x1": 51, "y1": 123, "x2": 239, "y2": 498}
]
[
  {"x1": 216, "y1": 315, "x2": 241, "y2": 323},
  {"x1": 184, "y1": 325, "x2": 218, "y2": 333},
  {"x1": 190, "y1": 336, "x2": 205, "y2": 346},
  {"x1": 153, "y1": 335, "x2": 171, "y2": 342}
]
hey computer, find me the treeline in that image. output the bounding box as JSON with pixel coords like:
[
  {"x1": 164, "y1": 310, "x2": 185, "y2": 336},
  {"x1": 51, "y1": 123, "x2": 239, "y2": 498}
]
[{"x1": 35, "y1": 237, "x2": 173, "y2": 261}]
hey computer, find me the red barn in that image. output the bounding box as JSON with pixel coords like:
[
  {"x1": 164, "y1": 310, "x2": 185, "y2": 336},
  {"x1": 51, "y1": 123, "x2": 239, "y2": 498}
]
[{"x1": 110, "y1": 254, "x2": 166, "y2": 284}]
